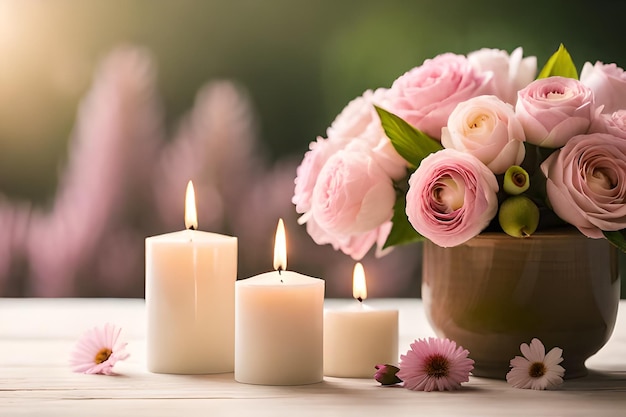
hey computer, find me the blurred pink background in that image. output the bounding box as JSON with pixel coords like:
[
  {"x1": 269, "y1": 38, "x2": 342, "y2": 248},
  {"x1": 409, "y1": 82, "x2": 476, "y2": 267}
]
[
  {"x1": 1, "y1": 0, "x2": 623, "y2": 298},
  {"x1": 0, "y1": 46, "x2": 422, "y2": 298}
]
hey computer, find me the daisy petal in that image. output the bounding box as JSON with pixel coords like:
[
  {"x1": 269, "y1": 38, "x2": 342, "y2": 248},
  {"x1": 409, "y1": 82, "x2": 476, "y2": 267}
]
[
  {"x1": 527, "y1": 338, "x2": 546, "y2": 362},
  {"x1": 543, "y1": 347, "x2": 564, "y2": 367}
]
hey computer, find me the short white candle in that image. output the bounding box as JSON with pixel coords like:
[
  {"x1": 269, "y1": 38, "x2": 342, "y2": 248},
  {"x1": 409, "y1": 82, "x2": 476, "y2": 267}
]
[
  {"x1": 235, "y1": 219, "x2": 324, "y2": 385},
  {"x1": 145, "y1": 181, "x2": 237, "y2": 374},
  {"x1": 323, "y1": 262, "x2": 399, "y2": 378}
]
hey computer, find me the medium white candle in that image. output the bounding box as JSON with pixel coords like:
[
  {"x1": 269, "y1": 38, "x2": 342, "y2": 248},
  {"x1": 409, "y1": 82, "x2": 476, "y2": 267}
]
[
  {"x1": 145, "y1": 181, "x2": 237, "y2": 374},
  {"x1": 235, "y1": 219, "x2": 324, "y2": 385},
  {"x1": 323, "y1": 263, "x2": 399, "y2": 378}
]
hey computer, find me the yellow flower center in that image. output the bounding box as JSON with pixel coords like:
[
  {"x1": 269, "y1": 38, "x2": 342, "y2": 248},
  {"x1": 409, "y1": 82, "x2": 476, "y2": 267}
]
[
  {"x1": 94, "y1": 348, "x2": 113, "y2": 364},
  {"x1": 425, "y1": 354, "x2": 449, "y2": 378},
  {"x1": 469, "y1": 114, "x2": 488, "y2": 129},
  {"x1": 529, "y1": 362, "x2": 546, "y2": 378}
]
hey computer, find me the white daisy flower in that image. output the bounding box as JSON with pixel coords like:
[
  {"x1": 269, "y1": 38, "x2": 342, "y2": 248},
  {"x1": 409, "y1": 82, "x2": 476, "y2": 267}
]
[{"x1": 506, "y1": 338, "x2": 565, "y2": 390}]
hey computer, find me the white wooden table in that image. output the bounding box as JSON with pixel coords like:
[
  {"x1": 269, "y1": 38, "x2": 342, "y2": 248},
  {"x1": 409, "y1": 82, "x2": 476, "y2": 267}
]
[{"x1": 1, "y1": 298, "x2": 625, "y2": 416}]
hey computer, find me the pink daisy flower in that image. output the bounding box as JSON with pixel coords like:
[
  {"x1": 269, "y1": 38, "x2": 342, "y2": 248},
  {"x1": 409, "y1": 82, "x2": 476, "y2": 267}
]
[
  {"x1": 397, "y1": 337, "x2": 474, "y2": 391},
  {"x1": 69, "y1": 323, "x2": 129, "y2": 375},
  {"x1": 506, "y1": 338, "x2": 565, "y2": 390}
]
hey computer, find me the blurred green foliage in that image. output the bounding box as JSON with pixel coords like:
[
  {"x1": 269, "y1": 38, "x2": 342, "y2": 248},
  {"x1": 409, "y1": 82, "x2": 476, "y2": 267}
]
[{"x1": 0, "y1": 0, "x2": 624, "y2": 205}]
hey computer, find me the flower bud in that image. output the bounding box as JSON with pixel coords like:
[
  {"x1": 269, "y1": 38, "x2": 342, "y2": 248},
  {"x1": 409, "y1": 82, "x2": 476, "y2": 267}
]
[
  {"x1": 374, "y1": 364, "x2": 402, "y2": 385},
  {"x1": 503, "y1": 165, "x2": 530, "y2": 195},
  {"x1": 498, "y1": 195, "x2": 540, "y2": 238}
]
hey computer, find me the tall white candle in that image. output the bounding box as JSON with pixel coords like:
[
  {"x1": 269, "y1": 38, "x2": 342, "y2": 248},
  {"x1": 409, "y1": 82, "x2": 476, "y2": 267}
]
[
  {"x1": 323, "y1": 262, "x2": 398, "y2": 378},
  {"x1": 235, "y1": 219, "x2": 324, "y2": 385},
  {"x1": 145, "y1": 181, "x2": 237, "y2": 374}
]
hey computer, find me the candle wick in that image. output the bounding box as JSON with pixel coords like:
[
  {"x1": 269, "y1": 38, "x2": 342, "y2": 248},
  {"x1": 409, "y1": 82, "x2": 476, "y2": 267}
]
[
  {"x1": 278, "y1": 267, "x2": 283, "y2": 283},
  {"x1": 357, "y1": 297, "x2": 363, "y2": 303},
  {"x1": 188, "y1": 225, "x2": 196, "y2": 231}
]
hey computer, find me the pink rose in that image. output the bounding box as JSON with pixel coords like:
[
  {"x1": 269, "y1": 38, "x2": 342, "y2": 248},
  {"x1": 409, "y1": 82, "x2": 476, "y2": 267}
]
[
  {"x1": 387, "y1": 53, "x2": 494, "y2": 140},
  {"x1": 293, "y1": 89, "x2": 407, "y2": 214},
  {"x1": 405, "y1": 149, "x2": 499, "y2": 247},
  {"x1": 468, "y1": 47, "x2": 537, "y2": 105},
  {"x1": 328, "y1": 88, "x2": 408, "y2": 179},
  {"x1": 327, "y1": 88, "x2": 389, "y2": 140},
  {"x1": 580, "y1": 61, "x2": 626, "y2": 113},
  {"x1": 292, "y1": 137, "x2": 346, "y2": 214},
  {"x1": 589, "y1": 109, "x2": 626, "y2": 139},
  {"x1": 541, "y1": 132, "x2": 626, "y2": 238},
  {"x1": 296, "y1": 146, "x2": 396, "y2": 261},
  {"x1": 303, "y1": 217, "x2": 392, "y2": 260},
  {"x1": 310, "y1": 148, "x2": 395, "y2": 237},
  {"x1": 441, "y1": 95, "x2": 525, "y2": 174},
  {"x1": 515, "y1": 76, "x2": 595, "y2": 148},
  {"x1": 293, "y1": 88, "x2": 409, "y2": 259}
]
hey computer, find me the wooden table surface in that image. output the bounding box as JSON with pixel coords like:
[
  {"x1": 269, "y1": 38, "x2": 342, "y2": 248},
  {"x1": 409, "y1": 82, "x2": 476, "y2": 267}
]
[{"x1": 1, "y1": 298, "x2": 625, "y2": 416}]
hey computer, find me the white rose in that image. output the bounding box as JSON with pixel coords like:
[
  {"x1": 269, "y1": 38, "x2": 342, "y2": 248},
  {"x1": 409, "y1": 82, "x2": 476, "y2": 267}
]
[
  {"x1": 580, "y1": 61, "x2": 626, "y2": 113},
  {"x1": 468, "y1": 47, "x2": 537, "y2": 105},
  {"x1": 441, "y1": 95, "x2": 525, "y2": 174}
]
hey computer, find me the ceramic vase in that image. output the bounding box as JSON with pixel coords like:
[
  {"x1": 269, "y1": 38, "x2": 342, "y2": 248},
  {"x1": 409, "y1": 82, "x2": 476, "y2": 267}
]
[{"x1": 421, "y1": 227, "x2": 620, "y2": 379}]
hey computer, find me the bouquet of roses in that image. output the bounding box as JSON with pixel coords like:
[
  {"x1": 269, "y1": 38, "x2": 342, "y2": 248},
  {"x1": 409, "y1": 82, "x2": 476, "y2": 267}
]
[{"x1": 292, "y1": 44, "x2": 626, "y2": 260}]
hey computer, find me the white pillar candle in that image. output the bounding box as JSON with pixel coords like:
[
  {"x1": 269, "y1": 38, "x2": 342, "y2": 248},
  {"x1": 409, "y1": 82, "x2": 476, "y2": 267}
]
[
  {"x1": 323, "y1": 262, "x2": 398, "y2": 378},
  {"x1": 235, "y1": 219, "x2": 324, "y2": 385},
  {"x1": 145, "y1": 181, "x2": 237, "y2": 374}
]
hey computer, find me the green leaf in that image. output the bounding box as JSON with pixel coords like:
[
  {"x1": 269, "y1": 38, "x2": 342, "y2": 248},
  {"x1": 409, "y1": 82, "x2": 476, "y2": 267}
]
[
  {"x1": 383, "y1": 194, "x2": 424, "y2": 249},
  {"x1": 537, "y1": 43, "x2": 578, "y2": 80},
  {"x1": 603, "y1": 230, "x2": 626, "y2": 253},
  {"x1": 375, "y1": 105, "x2": 443, "y2": 168}
]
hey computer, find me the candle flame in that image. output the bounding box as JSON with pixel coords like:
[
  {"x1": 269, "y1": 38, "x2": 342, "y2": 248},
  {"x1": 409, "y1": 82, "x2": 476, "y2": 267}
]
[
  {"x1": 273, "y1": 218, "x2": 287, "y2": 272},
  {"x1": 185, "y1": 180, "x2": 198, "y2": 230},
  {"x1": 352, "y1": 262, "x2": 367, "y2": 302}
]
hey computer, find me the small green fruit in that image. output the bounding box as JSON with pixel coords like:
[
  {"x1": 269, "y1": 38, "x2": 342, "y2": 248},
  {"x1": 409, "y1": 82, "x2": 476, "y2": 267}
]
[
  {"x1": 498, "y1": 195, "x2": 540, "y2": 238},
  {"x1": 503, "y1": 165, "x2": 530, "y2": 195}
]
